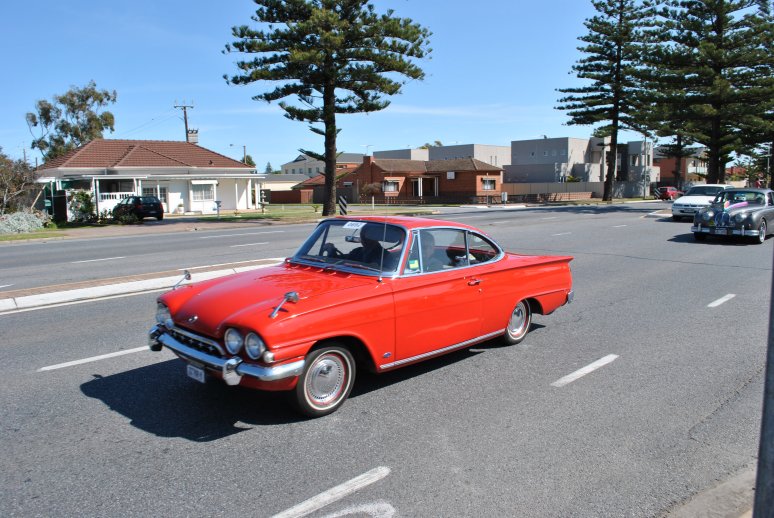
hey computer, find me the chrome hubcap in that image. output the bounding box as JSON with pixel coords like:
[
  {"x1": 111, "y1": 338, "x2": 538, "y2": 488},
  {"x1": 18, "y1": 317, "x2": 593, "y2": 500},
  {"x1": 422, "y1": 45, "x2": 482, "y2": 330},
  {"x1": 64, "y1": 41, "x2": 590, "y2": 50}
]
[
  {"x1": 306, "y1": 353, "x2": 347, "y2": 407},
  {"x1": 508, "y1": 302, "x2": 528, "y2": 339},
  {"x1": 760, "y1": 222, "x2": 767, "y2": 243}
]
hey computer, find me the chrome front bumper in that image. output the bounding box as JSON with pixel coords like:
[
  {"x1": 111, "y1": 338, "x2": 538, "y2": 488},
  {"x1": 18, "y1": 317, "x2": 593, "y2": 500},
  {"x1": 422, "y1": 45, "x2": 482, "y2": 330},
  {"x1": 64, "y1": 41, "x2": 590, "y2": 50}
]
[
  {"x1": 691, "y1": 225, "x2": 760, "y2": 237},
  {"x1": 148, "y1": 325, "x2": 304, "y2": 386}
]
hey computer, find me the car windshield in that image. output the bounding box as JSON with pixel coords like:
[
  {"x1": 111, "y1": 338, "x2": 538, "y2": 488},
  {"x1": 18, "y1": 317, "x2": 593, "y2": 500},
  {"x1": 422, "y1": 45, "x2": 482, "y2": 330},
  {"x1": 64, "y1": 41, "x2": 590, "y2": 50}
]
[
  {"x1": 713, "y1": 191, "x2": 766, "y2": 205},
  {"x1": 292, "y1": 220, "x2": 407, "y2": 275},
  {"x1": 686, "y1": 186, "x2": 724, "y2": 196}
]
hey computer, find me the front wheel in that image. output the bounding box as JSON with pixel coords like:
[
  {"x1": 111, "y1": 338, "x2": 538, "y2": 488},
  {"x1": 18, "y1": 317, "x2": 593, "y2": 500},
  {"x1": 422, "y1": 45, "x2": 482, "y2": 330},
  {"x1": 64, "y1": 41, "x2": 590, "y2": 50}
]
[
  {"x1": 753, "y1": 219, "x2": 767, "y2": 244},
  {"x1": 694, "y1": 232, "x2": 707, "y2": 241},
  {"x1": 293, "y1": 345, "x2": 355, "y2": 417},
  {"x1": 504, "y1": 300, "x2": 532, "y2": 345}
]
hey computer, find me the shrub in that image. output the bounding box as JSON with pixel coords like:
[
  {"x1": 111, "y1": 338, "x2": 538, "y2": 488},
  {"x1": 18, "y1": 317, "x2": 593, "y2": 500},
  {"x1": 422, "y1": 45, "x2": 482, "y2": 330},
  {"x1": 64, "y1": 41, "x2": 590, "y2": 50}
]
[
  {"x1": 116, "y1": 212, "x2": 141, "y2": 225},
  {"x1": 69, "y1": 190, "x2": 96, "y2": 223},
  {"x1": 0, "y1": 211, "x2": 50, "y2": 234}
]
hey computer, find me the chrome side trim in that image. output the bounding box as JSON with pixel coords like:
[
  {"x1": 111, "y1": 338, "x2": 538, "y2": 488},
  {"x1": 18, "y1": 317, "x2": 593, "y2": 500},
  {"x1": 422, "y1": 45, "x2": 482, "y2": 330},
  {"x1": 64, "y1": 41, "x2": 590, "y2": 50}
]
[
  {"x1": 149, "y1": 326, "x2": 304, "y2": 382},
  {"x1": 379, "y1": 330, "x2": 503, "y2": 370}
]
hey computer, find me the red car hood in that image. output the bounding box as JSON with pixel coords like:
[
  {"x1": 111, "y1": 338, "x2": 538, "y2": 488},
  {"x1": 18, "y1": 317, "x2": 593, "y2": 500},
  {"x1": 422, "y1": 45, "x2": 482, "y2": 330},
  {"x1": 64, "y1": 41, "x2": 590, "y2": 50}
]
[{"x1": 160, "y1": 263, "x2": 377, "y2": 338}]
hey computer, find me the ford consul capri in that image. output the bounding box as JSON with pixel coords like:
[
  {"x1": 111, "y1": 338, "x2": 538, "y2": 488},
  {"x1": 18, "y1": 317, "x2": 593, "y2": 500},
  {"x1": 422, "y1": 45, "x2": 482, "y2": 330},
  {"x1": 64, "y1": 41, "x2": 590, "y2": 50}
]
[
  {"x1": 148, "y1": 217, "x2": 574, "y2": 417},
  {"x1": 691, "y1": 188, "x2": 774, "y2": 244}
]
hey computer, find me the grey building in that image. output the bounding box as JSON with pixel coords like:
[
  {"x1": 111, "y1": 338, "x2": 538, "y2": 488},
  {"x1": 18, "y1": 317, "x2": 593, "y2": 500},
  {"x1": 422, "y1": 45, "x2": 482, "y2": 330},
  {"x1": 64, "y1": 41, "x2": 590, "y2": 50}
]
[
  {"x1": 504, "y1": 137, "x2": 659, "y2": 183},
  {"x1": 374, "y1": 144, "x2": 509, "y2": 167}
]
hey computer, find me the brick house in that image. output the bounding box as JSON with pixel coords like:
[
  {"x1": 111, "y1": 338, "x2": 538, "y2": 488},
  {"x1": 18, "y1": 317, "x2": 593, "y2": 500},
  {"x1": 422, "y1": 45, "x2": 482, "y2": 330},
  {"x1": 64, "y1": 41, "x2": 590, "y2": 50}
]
[{"x1": 339, "y1": 156, "x2": 503, "y2": 203}]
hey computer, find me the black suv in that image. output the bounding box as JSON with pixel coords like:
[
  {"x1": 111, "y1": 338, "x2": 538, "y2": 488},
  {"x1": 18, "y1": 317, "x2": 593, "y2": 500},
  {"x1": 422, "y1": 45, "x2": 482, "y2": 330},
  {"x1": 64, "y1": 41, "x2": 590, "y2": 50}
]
[{"x1": 113, "y1": 196, "x2": 164, "y2": 221}]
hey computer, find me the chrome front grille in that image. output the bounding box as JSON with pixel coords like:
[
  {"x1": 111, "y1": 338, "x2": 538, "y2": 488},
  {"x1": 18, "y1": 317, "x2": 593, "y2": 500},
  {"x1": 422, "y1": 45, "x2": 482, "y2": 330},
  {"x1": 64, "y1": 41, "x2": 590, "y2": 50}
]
[{"x1": 168, "y1": 326, "x2": 224, "y2": 356}]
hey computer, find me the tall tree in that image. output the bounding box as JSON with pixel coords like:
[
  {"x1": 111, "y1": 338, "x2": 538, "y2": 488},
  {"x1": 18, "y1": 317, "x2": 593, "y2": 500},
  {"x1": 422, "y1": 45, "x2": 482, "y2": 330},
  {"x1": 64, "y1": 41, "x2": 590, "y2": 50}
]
[
  {"x1": 264, "y1": 162, "x2": 275, "y2": 174},
  {"x1": 0, "y1": 148, "x2": 36, "y2": 215},
  {"x1": 652, "y1": 0, "x2": 773, "y2": 183},
  {"x1": 557, "y1": 0, "x2": 654, "y2": 201},
  {"x1": 26, "y1": 81, "x2": 117, "y2": 162},
  {"x1": 225, "y1": 0, "x2": 431, "y2": 215},
  {"x1": 244, "y1": 154, "x2": 257, "y2": 166}
]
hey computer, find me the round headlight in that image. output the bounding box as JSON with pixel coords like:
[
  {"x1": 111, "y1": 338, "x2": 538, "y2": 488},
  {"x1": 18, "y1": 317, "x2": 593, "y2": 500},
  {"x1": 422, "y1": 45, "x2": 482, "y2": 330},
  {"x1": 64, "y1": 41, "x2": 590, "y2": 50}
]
[
  {"x1": 156, "y1": 303, "x2": 171, "y2": 326},
  {"x1": 734, "y1": 213, "x2": 747, "y2": 223},
  {"x1": 224, "y1": 328, "x2": 244, "y2": 355},
  {"x1": 702, "y1": 211, "x2": 713, "y2": 221},
  {"x1": 245, "y1": 333, "x2": 266, "y2": 359}
]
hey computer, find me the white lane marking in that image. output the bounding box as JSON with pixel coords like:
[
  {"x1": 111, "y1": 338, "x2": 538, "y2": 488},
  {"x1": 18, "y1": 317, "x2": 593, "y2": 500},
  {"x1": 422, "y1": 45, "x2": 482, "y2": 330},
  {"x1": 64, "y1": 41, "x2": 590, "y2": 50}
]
[
  {"x1": 0, "y1": 284, "x2": 13, "y2": 289},
  {"x1": 180, "y1": 258, "x2": 284, "y2": 270},
  {"x1": 0, "y1": 289, "x2": 168, "y2": 316},
  {"x1": 708, "y1": 294, "x2": 736, "y2": 308},
  {"x1": 199, "y1": 231, "x2": 284, "y2": 239},
  {"x1": 541, "y1": 216, "x2": 558, "y2": 220},
  {"x1": 38, "y1": 346, "x2": 148, "y2": 372},
  {"x1": 551, "y1": 354, "x2": 619, "y2": 388},
  {"x1": 71, "y1": 256, "x2": 126, "y2": 264},
  {"x1": 321, "y1": 501, "x2": 396, "y2": 518},
  {"x1": 613, "y1": 224, "x2": 627, "y2": 228},
  {"x1": 230, "y1": 242, "x2": 269, "y2": 248},
  {"x1": 272, "y1": 466, "x2": 391, "y2": 518},
  {"x1": 552, "y1": 232, "x2": 571, "y2": 236}
]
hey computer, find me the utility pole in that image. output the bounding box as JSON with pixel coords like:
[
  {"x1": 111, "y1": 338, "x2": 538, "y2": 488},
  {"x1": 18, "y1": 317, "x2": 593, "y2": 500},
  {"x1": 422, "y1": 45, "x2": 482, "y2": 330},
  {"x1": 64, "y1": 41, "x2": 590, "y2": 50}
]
[
  {"x1": 174, "y1": 102, "x2": 194, "y2": 140},
  {"x1": 755, "y1": 242, "x2": 774, "y2": 515}
]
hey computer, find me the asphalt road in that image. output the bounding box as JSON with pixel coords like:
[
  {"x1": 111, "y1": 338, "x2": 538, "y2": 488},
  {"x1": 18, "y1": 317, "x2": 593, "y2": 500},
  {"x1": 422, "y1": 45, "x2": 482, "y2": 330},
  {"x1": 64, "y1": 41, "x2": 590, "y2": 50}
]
[{"x1": 0, "y1": 204, "x2": 768, "y2": 517}]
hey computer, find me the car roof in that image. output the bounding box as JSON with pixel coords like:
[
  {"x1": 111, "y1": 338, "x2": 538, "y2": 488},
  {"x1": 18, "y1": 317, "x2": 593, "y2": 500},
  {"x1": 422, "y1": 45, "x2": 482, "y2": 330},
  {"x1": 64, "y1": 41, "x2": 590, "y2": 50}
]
[{"x1": 331, "y1": 215, "x2": 482, "y2": 232}]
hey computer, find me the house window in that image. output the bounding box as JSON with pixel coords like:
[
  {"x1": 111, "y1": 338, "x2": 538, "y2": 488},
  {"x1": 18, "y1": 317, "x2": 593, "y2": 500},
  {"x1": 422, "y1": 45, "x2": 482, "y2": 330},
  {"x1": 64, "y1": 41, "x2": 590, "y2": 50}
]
[
  {"x1": 192, "y1": 184, "x2": 214, "y2": 201},
  {"x1": 383, "y1": 180, "x2": 399, "y2": 192},
  {"x1": 631, "y1": 155, "x2": 638, "y2": 166},
  {"x1": 143, "y1": 187, "x2": 167, "y2": 198},
  {"x1": 482, "y1": 178, "x2": 496, "y2": 191}
]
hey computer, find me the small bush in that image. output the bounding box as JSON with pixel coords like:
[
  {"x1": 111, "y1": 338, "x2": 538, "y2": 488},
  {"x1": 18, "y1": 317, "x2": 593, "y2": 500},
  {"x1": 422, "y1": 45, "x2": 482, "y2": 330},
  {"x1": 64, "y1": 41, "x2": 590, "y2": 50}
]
[
  {"x1": 69, "y1": 190, "x2": 97, "y2": 223},
  {"x1": 0, "y1": 211, "x2": 50, "y2": 234},
  {"x1": 116, "y1": 212, "x2": 141, "y2": 225}
]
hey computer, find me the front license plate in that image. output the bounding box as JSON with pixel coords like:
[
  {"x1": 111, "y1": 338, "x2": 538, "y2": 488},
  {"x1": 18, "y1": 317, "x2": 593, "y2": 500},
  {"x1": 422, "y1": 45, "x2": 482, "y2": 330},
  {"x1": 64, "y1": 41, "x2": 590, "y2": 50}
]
[
  {"x1": 713, "y1": 228, "x2": 729, "y2": 235},
  {"x1": 186, "y1": 364, "x2": 206, "y2": 383}
]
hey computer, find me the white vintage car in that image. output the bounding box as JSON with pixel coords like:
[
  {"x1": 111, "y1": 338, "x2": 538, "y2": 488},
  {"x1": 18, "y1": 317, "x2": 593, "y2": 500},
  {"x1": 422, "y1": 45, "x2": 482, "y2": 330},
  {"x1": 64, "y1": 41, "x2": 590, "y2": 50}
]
[{"x1": 671, "y1": 184, "x2": 734, "y2": 221}]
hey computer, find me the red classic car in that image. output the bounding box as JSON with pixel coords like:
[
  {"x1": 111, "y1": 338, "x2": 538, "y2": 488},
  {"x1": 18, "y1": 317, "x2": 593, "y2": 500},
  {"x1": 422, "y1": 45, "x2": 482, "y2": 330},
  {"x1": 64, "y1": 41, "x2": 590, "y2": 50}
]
[
  {"x1": 149, "y1": 217, "x2": 574, "y2": 417},
  {"x1": 655, "y1": 186, "x2": 684, "y2": 200}
]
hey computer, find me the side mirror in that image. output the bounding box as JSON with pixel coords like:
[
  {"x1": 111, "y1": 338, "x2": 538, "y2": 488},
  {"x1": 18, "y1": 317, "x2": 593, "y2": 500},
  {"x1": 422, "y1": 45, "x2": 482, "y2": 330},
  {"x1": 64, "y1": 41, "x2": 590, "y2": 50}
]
[{"x1": 173, "y1": 270, "x2": 191, "y2": 290}]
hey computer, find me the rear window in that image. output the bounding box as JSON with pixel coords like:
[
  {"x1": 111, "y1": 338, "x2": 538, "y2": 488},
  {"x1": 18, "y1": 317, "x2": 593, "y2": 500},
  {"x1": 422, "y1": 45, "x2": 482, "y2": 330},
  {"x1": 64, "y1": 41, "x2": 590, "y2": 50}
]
[{"x1": 140, "y1": 196, "x2": 160, "y2": 204}]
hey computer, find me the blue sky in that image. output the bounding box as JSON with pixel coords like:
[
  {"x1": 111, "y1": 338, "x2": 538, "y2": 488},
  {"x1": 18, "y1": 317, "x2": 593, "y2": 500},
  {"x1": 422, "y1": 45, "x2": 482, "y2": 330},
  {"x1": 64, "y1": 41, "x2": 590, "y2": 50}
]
[{"x1": 1, "y1": 0, "x2": 642, "y2": 168}]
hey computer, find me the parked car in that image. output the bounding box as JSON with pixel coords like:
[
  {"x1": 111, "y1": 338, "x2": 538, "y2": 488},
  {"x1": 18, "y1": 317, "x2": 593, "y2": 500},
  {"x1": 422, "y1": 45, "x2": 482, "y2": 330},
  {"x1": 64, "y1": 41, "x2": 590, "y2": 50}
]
[
  {"x1": 692, "y1": 188, "x2": 774, "y2": 244},
  {"x1": 655, "y1": 186, "x2": 683, "y2": 201},
  {"x1": 148, "y1": 216, "x2": 574, "y2": 417},
  {"x1": 112, "y1": 196, "x2": 164, "y2": 221},
  {"x1": 671, "y1": 184, "x2": 734, "y2": 221}
]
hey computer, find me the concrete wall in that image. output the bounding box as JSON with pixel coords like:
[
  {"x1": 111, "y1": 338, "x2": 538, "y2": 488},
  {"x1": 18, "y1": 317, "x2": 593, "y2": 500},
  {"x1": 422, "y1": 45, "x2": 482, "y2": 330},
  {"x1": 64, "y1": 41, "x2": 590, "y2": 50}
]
[
  {"x1": 428, "y1": 144, "x2": 510, "y2": 167},
  {"x1": 374, "y1": 148, "x2": 429, "y2": 160}
]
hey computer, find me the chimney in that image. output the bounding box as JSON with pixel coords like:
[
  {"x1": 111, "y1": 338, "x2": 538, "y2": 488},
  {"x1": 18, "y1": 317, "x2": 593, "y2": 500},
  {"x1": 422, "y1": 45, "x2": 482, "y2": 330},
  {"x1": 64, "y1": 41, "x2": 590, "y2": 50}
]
[
  {"x1": 186, "y1": 129, "x2": 199, "y2": 145},
  {"x1": 363, "y1": 155, "x2": 373, "y2": 166}
]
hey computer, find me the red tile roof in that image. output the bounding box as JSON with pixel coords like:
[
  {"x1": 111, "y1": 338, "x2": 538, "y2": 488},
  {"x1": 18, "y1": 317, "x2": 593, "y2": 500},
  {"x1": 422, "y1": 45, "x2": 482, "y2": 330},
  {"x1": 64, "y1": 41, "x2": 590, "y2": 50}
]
[{"x1": 38, "y1": 139, "x2": 252, "y2": 171}]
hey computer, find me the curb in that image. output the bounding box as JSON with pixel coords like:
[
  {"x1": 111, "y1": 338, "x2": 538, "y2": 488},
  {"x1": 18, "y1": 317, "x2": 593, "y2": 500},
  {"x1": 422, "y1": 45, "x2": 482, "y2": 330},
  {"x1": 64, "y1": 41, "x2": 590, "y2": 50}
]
[{"x1": 0, "y1": 259, "x2": 283, "y2": 313}]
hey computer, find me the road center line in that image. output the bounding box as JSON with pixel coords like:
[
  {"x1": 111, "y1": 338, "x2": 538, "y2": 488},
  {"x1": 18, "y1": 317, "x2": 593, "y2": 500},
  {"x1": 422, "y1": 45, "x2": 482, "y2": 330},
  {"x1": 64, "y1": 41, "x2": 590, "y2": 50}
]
[
  {"x1": 199, "y1": 231, "x2": 284, "y2": 239},
  {"x1": 613, "y1": 224, "x2": 627, "y2": 228},
  {"x1": 71, "y1": 256, "x2": 126, "y2": 264},
  {"x1": 541, "y1": 217, "x2": 559, "y2": 220},
  {"x1": 552, "y1": 232, "x2": 571, "y2": 236},
  {"x1": 708, "y1": 294, "x2": 736, "y2": 308},
  {"x1": 271, "y1": 466, "x2": 391, "y2": 518},
  {"x1": 551, "y1": 354, "x2": 619, "y2": 388},
  {"x1": 0, "y1": 284, "x2": 13, "y2": 289},
  {"x1": 179, "y1": 258, "x2": 284, "y2": 270},
  {"x1": 38, "y1": 346, "x2": 148, "y2": 372},
  {"x1": 230, "y1": 242, "x2": 269, "y2": 248}
]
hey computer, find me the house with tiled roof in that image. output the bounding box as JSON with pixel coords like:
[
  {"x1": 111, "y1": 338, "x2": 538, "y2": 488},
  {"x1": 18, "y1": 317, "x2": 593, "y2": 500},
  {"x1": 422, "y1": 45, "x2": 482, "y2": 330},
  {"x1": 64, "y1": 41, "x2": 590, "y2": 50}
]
[
  {"x1": 36, "y1": 139, "x2": 262, "y2": 216},
  {"x1": 339, "y1": 156, "x2": 503, "y2": 203}
]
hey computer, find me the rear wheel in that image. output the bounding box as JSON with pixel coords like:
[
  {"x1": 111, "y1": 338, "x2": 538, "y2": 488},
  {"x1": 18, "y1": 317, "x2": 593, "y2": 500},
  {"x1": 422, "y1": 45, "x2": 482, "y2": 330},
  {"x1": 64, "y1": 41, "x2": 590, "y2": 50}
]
[
  {"x1": 504, "y1": 300, "x2": 532, "y2": 345},
  {"x1": 694, "y1": 232, "x2": 707, "y2": 241},
  {"x1": 156, "y1": 214, "x2": 163, "y2": 221},
  {"x1": 293, "y1": 345, "x2": 355, "y2": 417}
]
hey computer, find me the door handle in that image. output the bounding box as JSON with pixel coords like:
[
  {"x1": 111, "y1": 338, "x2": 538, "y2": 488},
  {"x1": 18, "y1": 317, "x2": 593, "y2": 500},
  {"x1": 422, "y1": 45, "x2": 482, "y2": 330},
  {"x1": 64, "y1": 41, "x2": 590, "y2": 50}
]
[{"x1": 467, "y1": 278, "x2": 481, "y2": 286}]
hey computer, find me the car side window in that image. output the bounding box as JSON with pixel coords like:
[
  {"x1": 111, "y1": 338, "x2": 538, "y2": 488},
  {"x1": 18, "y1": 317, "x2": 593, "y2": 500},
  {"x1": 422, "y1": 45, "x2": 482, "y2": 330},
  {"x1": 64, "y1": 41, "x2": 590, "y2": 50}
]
[
  {"x1": 467, "y1": 232, "x2": 498, "y2": 265},
  {"x1": 768, "y1": 193, "x2": 774, "y2": 205}
]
